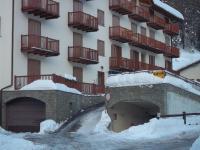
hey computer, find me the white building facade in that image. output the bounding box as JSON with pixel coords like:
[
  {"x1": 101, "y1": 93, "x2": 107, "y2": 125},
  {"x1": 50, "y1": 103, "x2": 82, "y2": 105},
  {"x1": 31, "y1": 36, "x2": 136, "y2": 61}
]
[{"x1": 0, "y1": 0, "x2": 183, "y2": 94}]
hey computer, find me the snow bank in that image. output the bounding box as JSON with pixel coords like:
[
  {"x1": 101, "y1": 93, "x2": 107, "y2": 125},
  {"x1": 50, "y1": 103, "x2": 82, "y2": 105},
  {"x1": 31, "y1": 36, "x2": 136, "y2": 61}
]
[
  {"x1": 0, "y1": 127, "x2": 45, "y2": 150},
  {"x1": 153, "y1": 0, "x2": 184, "y2": 20},
  {"x1": 64, "y1": 74, "x2": 76, "y2": 81},
  {"x1": 173, "y1": 48, "x2": 200, "y2": 71},
  {"x1": 106, "y1": 72, "x2": 200, "y2": 96},
  {"x1": 20, "y1": 80, "x2": 81, "y2": 95},
  {"x1": 39, "y1": 119, "x2": 62, "y2": 134},
  {"x1": 190, "y1": 136, "x2": 200, "y2": 150}
]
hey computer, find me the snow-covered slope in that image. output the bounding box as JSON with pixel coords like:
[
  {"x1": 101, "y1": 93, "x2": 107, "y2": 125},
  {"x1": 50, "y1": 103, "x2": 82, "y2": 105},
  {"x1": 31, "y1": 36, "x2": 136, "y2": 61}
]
[
  {"x1": 153, "y1": 0, "x2": 184, "y2": 20},
  {"x1": 106, "y1": 71, "x2": 200, "y2": 96},
  {"x1": 190, "y1": 136, "x2": 200, "y2": 150},
  {"x1": 173, "y1": 48, "x2": 200, "y2": 71}
]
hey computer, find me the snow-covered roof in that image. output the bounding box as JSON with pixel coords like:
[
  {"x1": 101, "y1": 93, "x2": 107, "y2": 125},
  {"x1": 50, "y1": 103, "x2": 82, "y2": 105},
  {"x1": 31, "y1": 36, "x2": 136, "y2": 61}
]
[
  {"x1": 173, "y1": 48, "x2": 200, "y2": 71},
  {"x1": 106, "y1": 71, "x2": 200, "y2": 96},
  {"x1": 153, "y1": 0, "x2": 184, "y2": 20}
]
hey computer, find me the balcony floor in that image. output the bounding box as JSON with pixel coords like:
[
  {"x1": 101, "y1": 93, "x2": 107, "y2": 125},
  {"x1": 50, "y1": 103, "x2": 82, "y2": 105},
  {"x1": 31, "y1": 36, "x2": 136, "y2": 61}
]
[
  {"x1": 68, "y1": 57, "x2": 99, "y2": 64},
  {"x1": 147, "y1": 22, "x2": 165, "y2": 30},
  {"x1": 68, "y1": 23, "x2": 98, "y2": 32},
  {"x1": 129, "y1": 14, "x2": 149, "y2": 22}
]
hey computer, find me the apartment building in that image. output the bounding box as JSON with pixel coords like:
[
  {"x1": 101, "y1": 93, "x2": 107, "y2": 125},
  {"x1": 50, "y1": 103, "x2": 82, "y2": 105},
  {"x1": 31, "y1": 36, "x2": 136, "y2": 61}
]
[{"x1": 0, "y1": 0, "x2": 183, "y2": 93}]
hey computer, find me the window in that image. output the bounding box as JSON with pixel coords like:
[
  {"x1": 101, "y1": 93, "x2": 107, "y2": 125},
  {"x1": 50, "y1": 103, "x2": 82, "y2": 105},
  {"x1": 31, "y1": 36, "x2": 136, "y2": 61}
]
[
  {"x1": 73, "y1": 32, "x2": 83, "y2": 46},
  {"x1": 97, "y1": 40, "x2": 105, "y2": 56},
  {"x1": 130, "y1": 50, "x2": 139, "y2": 61},
  {"x1": 149, "y1": 30, "x2": 155, "y2": 39},
  {"x1": 141, "y1": 26, "x2": 146, "y2": 35},
  {"x1": 141, "y1": 53, "x2": 146, "y2": 63},
  {"x1": 165, "y1": 35, "x2": 171, "y2": 46},
  {"x1": 112, "y1": 15, "x2": 120, "y2": 26},
  {"x1": 98, "y1": 9, "x2": 104, "y2": 26},
  {"x1": 131, "y1": 23, "x2": 137, "y2": 33},
  {"x1": 149, "y1": 55, "x2": 155, "y2": 65}
]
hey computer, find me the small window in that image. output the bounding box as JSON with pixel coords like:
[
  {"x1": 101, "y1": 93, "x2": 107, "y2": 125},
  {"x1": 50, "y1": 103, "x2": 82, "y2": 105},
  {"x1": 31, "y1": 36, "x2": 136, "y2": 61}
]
[
  {"x1": 98, "y1": 9, "x2": 104, "y2": 26},
  {"x1": 97, "y1": 40, "x2": 105, "y2": 56}
]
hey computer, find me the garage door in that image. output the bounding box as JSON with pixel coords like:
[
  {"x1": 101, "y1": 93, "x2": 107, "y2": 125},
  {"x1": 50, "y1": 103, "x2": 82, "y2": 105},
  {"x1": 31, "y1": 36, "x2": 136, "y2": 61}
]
[{"x1": 6, "y1": 98, "x2": 46, "y2": 132}]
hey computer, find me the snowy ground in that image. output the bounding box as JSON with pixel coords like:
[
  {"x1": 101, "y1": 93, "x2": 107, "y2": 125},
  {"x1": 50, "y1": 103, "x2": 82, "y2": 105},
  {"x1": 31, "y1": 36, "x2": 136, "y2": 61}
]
[{"x1": 1, "y1": 109, "x2": 200, "y2": 150}]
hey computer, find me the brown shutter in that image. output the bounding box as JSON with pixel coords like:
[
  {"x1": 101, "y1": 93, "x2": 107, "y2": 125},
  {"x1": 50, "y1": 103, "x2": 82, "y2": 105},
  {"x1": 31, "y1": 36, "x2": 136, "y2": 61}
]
[
  {"x1": 98, "y1": 71, "x2": 105, "y2": 85},
  {"x1": 28, "y1": 19, "x2": 41, "y2": 35},
  {"x1": 73, "y1": 67, "x2": 83, "y2": 82},
  {"x1": 98, "y1": 9, "x2": 104, "y2": 26},
  {"x1": 73, "y1": 32, "x2": 83, "y2": 46},
  {"x1": 130, "y1": 50, "x2": 139, "y2": 61},
  {"x1": 111, "y1": 44, "x2": 122, "y2": 57},
  {"x1": 112, "y1": 15, "x2": 120, "y2": 26},
  {"x1": 97, "y1": 40, "x2": 105, "y2": 56},
  {"x1": 73, "y1": 0, "x2": 83, "y2": 11},
  {"x1": 27, "y1": 59, "x2": 41, "y2": 83},
  {"x1": 149, "y1": 55, "x2": 155, "y2": 65}
]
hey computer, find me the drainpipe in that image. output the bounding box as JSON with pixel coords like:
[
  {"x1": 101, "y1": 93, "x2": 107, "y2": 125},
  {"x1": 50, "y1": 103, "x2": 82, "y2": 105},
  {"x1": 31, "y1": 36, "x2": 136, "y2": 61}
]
[{"x1": 0, "y1": 0, "x2": 15, "y2": 125}]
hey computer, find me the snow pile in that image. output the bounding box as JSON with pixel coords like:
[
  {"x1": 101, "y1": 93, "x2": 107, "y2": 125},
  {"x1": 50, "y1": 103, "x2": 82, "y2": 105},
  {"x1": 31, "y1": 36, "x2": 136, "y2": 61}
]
[
  {"x1": 94, "y1": 110, "x2": 111, "y2": 133},
  {"x1": 0, "y1": 127, "x2": 45, "y2": 150},
  {"x1": 173, "y1": 48, "x2": 200, "y2": 71},
  {"x1": 153, "y1": 0, "x2": 184, "y2": 20},
  {"x1": 106, "y1": 72, "x2": 200, "y2": 96},
  {"x1": 190, "y1": 136, "x2": 200, "y2": 150},
  {"x1": 119, "y1": 116, "x2": 200, "y2": 139},
  {"x1": 39, "y1": 119, "x2": 62, "y2": 134},
  {"x1": 64, "y1": 74, "x2": 76, "y2": 81},
  {"x1": 20, "y1": 80, "x2": 81, "y2": 94}
]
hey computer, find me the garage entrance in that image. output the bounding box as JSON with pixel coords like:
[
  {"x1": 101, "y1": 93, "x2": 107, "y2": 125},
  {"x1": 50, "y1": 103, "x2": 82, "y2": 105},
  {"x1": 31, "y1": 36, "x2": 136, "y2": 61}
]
[{"x1": 6, "y1": 97, "x2": 46, "y2": 132}]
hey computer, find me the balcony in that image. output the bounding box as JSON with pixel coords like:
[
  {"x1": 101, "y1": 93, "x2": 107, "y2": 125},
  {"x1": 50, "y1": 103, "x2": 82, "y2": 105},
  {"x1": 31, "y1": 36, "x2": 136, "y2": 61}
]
[
  {"x1": 68, "y1": 11, "x2": 98, "y2": 32},
  {"x1": 68, "y1": 46, "x2": 99, "y2": 64},
  {"x1": 109, "y1": 26, "x2": 133, "y2": 43},
  {"x1": 129, "y1": 6, "x2": 150, "y2": 22},
  {"x1": 147, "y1": 15, "x2": 166, "y2": 30},
  {"x1": 109, "y1": 57, "x2": 164, "y2": 72},
  {"x1": 163, "y1": 23, "x2": 180, "y2": 36},
  {"x1": 165, "y1": 46, "x2": 180, "y2": 58},
  {"x1": 15, "y1": 74, "x2": 105, "y2": 95},
  {"x1": 109, "y1": 0, "x2": 133, "y2": 15},
  {"x1": 22, "y1": 0, "x2": 59, "y2": 19},
  {"x1": 130, "y1": 34, "x2": 167, "y2": 54},
  {"x1": 21, "y1": 35, "x2": 59, "y2": 57}
]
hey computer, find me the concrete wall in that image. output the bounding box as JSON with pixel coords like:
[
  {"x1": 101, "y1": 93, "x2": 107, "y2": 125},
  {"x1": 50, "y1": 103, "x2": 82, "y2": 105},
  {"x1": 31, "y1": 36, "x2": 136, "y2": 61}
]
[
  {"x1": 2, "y1": 90, "x2": 105, "y2": 128},
  {"x1": 106, "y1": 83, "x2": 200, "y2": 132},
  {"x1": 0, "y1": 0, "x2": 173, "y2": 90},
  {"x1": 180, "y1": 63, "x2": 200, "y2": 80}
]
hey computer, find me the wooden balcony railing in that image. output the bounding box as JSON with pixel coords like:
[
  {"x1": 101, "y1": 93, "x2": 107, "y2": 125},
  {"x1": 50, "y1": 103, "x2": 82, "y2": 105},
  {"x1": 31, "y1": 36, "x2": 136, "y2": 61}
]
[
  {"x1": 164, "y1": 23, "x2": 179, "y2": 36},
  {"x1": 109, "y1": 26, "x2": 133, "y2": 43},
  {"x1": 21, "y1": 35, "x2": 59, "y2": 57},
  {"x1": 68, "y1": 11, "x2": 98, "y2": 32},
  {"x1": 15, "y1": 74, "x2": 105, "y2": 95},
  {"x1": 109, "y1": 0, "x2": 133, "y2": 15},
  {"x1": 22, "y1": 0, "x2": 59, "y2": 19},
  {"x1": 147, "y1": 15, "x2": 166, "y2": 30},
  {"x1": 68, "y1": 46, "x2": 99, "y2": 64},
  {"x1": 165, "y1": 46, "x2": 180, "y2": 58},
  {"x1": 129, "y1": 6, "x2": 150, "y2": 22},
  {"x1": 109, "y1": 57, "x2": 164, "y2": 72},
  {"x1": 139, "y1": 0, "x2": 152, "y2": 4}
]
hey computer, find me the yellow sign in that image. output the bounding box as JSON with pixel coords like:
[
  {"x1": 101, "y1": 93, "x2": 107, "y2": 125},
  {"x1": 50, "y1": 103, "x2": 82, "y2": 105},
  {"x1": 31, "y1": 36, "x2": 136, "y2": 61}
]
[{"x1": 153, "y1": 70, "x2": 166, "y2": 78}]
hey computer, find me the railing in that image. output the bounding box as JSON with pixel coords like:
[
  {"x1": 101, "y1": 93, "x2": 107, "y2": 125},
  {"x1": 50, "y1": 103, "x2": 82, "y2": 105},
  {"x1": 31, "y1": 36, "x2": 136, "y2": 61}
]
[
  {"x1": 15, "y1": 74, "x2": 105, "y2": 95},
  {"x1": 109, "y1": 26, "x2": 133, "y2": 42},
  {"x1": 165, "y1": 46, "x2": 180, "y2": 58},
  {"x1": 109, "y1": 0, "x2": 133, "y2": 14},
  {"x1": 148, "y1": 15, "x2": 166, "y2": 29},
  {"x1": 68, "y1": 46, "x2": 99, "y2": 63},
  {"x1": 130, "y1": 6, "x2": 150, "y2": 21},
  {"x1": 68, "y1": 11, "x2": 98, "y2": 31},
  {"x1": 164, "y1": 23, "x2": 179, "y2": 35},
  {"x1": 21, "y1": 34, "x2": 59, "y2": 53},
  {"x1": 22, "y1": 0, "x2": 59, "y2": 18}
]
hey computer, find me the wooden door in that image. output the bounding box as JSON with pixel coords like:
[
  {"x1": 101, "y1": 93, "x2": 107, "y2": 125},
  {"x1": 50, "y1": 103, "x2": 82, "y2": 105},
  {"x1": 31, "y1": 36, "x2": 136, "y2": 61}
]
[
  {"x1": 28, "y1": 19, "x2": 41, "y2": 35},
  {"x1": 73, "y1": 67, "x2": 83, "y2": 82},
  {"x1": 73, "y1": 32, "x2": 83, "y2": 46},
  {"x1": 111, "y1": 44, "x2": 122, "y2": 57},
  {"x1": 73, "y1": 0, "x2": 83, "y2": 11},
  {"x1": 165, "y1": 60, "x2": 172, "y2": 70},
  {"x1": 98, "y1": 72, "x2": 105, "y2": 85},
  {"x1": 149, "y1": 55, "x2": 155, "y2": 69},
  {"x1": 28, "y1": 59, "x2": 41, "y2": 83},
  {"x1": 112, "y1": 15, "x2": 120, "y2": 26},
  {"x1": 130, "y1": 50, "x2": 139, "y2": 61}
]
